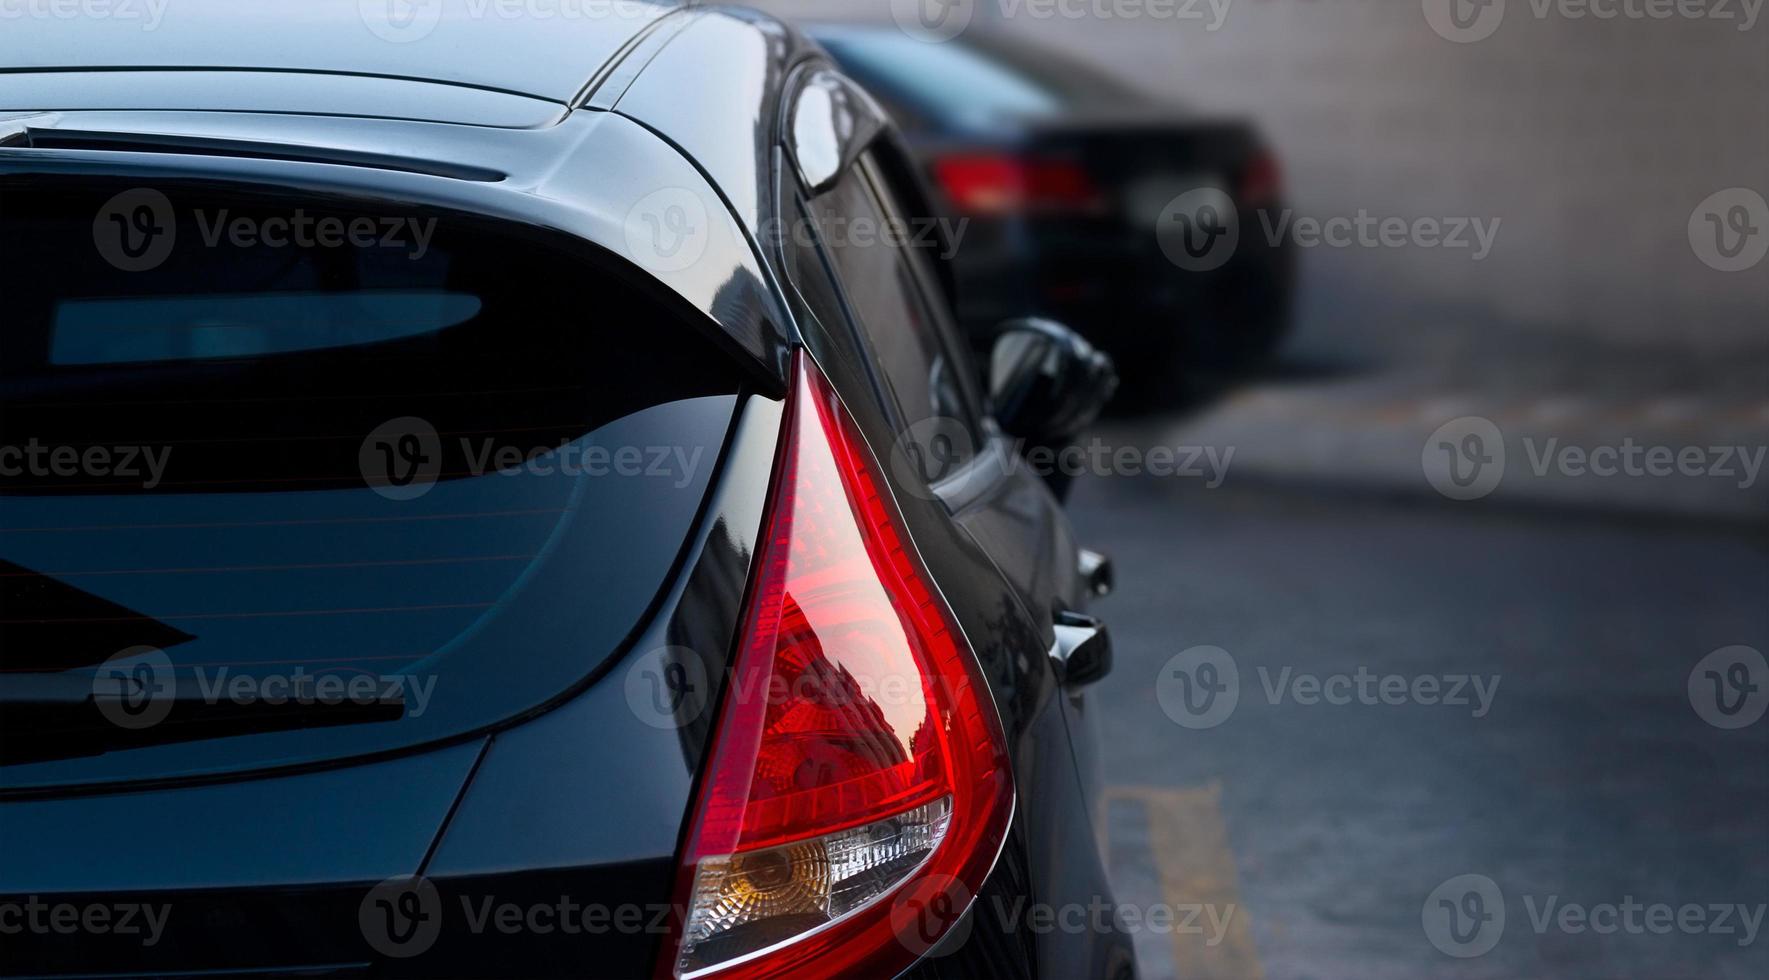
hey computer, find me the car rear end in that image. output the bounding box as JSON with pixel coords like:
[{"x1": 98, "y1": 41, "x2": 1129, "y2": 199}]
[
  {"x1": 0, "y1": 93, "x2": 1119, "y2": 978},
  {"x1": 0, "y1": 118, "x2": 765, "y2": 975}
]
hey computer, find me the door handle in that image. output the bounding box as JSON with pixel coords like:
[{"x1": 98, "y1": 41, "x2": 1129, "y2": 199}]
[{"x1": 1052, "y1": 609, "x2": 1112, "y2": 689}]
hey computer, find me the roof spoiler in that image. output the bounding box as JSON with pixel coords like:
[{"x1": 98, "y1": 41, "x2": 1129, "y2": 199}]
[{"x1": 0, "y1": 119, "x2": 504, "y2": 182}]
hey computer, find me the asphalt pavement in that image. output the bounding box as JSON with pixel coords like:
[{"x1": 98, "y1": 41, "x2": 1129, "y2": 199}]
[{"x1": 1069, "y1": 441, "x2": 1769, "y2": 979}]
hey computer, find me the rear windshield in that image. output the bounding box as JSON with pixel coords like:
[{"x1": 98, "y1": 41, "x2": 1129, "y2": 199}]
[{"x1": 0, "y1": 178, "x2": 741, "y2": 785}]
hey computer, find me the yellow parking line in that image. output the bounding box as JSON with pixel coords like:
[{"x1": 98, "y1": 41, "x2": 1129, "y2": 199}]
[{"x1": 1108, "y1": 783, "x2": 1265, "y2": 980}]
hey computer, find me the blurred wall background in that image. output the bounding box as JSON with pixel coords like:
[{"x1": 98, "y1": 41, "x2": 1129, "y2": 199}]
[{"x1": 760, "y1": 0, "x2": 1768, "y2": 356}]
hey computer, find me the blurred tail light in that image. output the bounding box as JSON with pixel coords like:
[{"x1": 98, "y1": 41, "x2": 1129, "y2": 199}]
[
  {"x1": 1239, "y1": 149, "x2": 1282, "y2": 208},
  {"x1": 661, "y1": 353, "x2": 1014, "y2": 979},
  {"x1": 933, "y1": 154, "x2": 1107, "y2": 217}
]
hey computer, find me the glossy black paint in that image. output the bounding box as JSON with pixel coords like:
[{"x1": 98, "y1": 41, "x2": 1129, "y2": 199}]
[{"x1": 0, "y1": 9, "x2": 1132, "y2": 979}]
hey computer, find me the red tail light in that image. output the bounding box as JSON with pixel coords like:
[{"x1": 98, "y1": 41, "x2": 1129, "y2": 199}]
[
  {"x1": 933, "y1": 153, "x2": 1106, "y2": 217},
  {"x1": 1239, "y1": 149, "x2": 1282, "y2": 208},
  {"x1": 661, "y1": 353, "x2": 1014, "y2": 979}
]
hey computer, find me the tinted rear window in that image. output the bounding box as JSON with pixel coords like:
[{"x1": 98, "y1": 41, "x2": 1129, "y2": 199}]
[{"x1": 0, "y1": 178, "x2": 740, "y2": 783}]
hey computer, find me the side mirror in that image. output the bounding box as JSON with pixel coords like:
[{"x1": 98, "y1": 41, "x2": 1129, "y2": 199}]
[
  {"x1": 1052, "y1": 610, "x2": 1113, "y2": 689},
  {"x1": 988, "y1": 318, "x2": 1118, "y2": 446}
]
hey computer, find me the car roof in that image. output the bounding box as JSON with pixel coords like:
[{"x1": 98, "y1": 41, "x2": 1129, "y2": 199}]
[{"x1": 0, "y1": 0, "x2": 683, "y2": 103}]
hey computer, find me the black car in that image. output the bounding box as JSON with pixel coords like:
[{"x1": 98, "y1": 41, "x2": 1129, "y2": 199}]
[
  {"x1": 0, "y1": 4, "x2": 1133, "y2": 979},
  {"x1": 808, "y1": 24, "x2": 1296, "y2": 397}
]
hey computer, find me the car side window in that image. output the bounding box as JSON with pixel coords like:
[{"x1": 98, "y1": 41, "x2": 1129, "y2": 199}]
[{"x1": 806, "y1": 155, "x2": 987, "y2": 479}]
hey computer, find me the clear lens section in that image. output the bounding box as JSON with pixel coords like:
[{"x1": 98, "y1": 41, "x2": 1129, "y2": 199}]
[{"x1": 678, "y1": 796, "x2": 952, "y2": 977}]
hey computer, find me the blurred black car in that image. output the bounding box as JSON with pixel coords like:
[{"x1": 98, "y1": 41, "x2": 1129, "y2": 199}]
[
  {"x1": 808, "y1": 24, "x2": 1296, "y2": 398},
  {"x1": 0, "y1": 4, "x2": 1136, "y2": 979}
]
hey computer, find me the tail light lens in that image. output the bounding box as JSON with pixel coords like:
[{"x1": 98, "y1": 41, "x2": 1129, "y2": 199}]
[
  {"x1": 662, "y1": 353, "x2": 1014, "y2": 979},
  {"x1": 1239, "y1": 149, "x2": 1282, "y2": 208},
  {"x1": 933, "y1": 153, "x2": 1106, "y2": 217}
]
